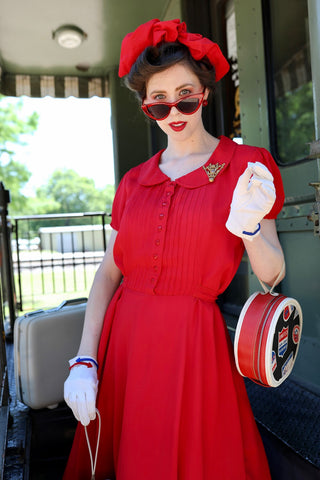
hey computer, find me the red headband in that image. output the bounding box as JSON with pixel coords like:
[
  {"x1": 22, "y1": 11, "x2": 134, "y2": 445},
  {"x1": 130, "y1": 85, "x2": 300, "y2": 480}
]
[{"x1": 118, "y1": 18, "x2": 230, "y2": 81}]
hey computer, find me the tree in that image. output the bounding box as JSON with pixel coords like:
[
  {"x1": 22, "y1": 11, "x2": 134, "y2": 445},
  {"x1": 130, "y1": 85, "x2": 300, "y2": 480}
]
[
  {"x1": 19, "y1": 169, "x2": 114, "y2": 238},
  {"x1": 0, "y1": 95, "x2": 39, "y2": 214},
  {"x1": 35, "y1": 168, "x2": 114, "y2": 220},
  {"x1": 276, "y1": 82, "x2": 314, "y2": 163}
]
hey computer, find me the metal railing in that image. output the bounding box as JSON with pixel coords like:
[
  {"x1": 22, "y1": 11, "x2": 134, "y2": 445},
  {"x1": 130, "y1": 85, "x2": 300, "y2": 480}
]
[
  {"x1": 1, "y1": 181, "x2": 111, "y2": 331},
  {"x1": 0, "y1": 183, "x2": 113, "y2": 478},
  {"x1": 13, "y1": 212, "x2": 110, "y2": 315}
]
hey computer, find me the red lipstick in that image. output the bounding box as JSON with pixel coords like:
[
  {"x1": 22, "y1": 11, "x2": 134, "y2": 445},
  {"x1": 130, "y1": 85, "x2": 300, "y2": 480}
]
[{"x1": 169, "y1": 122, "x2": 187, "y2": 132}]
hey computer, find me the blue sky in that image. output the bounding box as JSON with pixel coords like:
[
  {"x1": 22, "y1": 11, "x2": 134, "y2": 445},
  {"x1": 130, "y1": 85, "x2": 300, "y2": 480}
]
[{"x1": 5, "y1": 95, "x2": 115, "y2": 196}]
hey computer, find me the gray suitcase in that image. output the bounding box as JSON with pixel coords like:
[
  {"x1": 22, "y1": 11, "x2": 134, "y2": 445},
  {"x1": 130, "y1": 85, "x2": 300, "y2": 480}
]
[{"x1": 14, "y1": 298, "x2": 87, "y2": 409}]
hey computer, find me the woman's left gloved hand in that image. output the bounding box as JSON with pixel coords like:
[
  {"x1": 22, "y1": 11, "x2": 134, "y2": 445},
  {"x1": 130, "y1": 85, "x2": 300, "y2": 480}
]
[{"x1": 226, "y1": 161, "x2": 276, "y2": 241}]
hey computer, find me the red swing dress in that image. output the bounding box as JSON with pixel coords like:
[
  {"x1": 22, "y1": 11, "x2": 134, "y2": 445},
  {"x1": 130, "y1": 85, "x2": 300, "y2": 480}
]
[{"x1": 63, "y1": 135, "x2": 285, "y2": 480}]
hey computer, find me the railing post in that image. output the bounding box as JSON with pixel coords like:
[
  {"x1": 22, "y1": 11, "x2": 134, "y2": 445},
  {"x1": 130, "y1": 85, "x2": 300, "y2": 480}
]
[
  {"x1": 0, "y1": 277, "x2": 9, "y2": 479},
  {"x1": 0, "y1": 182, "x2": 16, "y2": 336},
  {"x1": 15, "y1": 219, "x2": 23, "y2": 311},
  {"x1": 0, "y1": 282, "x2": 9, "y2": 407},
  {"x1": 11, "y1": 211, "x2": 109, "y2": 311},
  {"x1": 102, "y1": 213, "x2": 107, "y2": 251}
]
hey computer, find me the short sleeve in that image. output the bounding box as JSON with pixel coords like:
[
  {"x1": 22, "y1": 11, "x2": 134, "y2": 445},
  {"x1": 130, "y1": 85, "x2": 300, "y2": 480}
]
[
  {"x1": 258, "y1": 148, "x2": 285, "y2": 219},
  {"x1": 110, "y1": 174, "x2": 128, "y2": 231}
]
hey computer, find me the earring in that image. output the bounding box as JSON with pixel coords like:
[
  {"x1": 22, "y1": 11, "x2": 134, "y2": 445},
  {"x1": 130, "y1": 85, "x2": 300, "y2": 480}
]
[{"x1": 203, "y1": 99, "x2": 208, "y2": 106}]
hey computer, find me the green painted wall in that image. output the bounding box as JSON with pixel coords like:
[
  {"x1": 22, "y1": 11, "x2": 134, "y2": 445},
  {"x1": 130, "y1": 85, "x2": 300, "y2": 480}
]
[{"x1": 109, "y1": 69, "x2": 151, "y2": 185}]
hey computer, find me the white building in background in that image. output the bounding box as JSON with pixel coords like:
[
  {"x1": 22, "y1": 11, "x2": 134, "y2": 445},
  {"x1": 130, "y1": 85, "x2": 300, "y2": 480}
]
[{"x1": 39, "y1": 224, "x2": 112, "y2": 253}]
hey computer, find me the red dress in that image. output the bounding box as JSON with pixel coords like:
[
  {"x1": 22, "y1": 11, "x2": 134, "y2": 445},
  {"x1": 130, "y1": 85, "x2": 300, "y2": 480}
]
[{"x1": 63, "y1": 136, "x2": 284, "y2": 480}]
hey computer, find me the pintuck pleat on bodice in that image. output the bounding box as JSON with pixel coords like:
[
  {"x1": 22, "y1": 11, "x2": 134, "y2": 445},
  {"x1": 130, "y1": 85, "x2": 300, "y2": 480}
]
[{"x1": 120, "y1": 179, "x2": 234, "y2": 302}]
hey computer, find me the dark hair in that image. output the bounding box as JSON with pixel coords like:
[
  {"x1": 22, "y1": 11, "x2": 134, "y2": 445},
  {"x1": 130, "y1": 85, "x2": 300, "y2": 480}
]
[{"x1": 124, "y1": 42, "x2": 216, "y2": 101}]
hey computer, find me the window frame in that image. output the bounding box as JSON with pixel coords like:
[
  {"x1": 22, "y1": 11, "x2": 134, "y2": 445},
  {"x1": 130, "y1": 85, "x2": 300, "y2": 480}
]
[{"x1": 261, "y1": 0, "x2": 314, "y2": 166}]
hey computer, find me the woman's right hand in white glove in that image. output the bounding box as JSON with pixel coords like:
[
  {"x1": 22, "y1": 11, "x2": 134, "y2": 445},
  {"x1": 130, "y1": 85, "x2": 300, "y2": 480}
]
[{"x1": 64, "y1": 356, "x2": 98, "y2": 426}]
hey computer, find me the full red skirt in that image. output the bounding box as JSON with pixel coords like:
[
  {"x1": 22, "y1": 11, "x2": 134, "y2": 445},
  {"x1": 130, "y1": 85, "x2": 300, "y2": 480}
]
[{"x1": 63, "y1": 286, "x2": 271, "y2": 480}]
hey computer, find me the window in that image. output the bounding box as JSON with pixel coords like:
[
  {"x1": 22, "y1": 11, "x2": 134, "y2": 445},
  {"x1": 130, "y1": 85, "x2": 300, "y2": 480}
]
[
  {"x1": 225, "y1": 0, "x2": 242, "y2": 143},
  {"x1": 264, "y1": 0, "x2": 314, "y2": 164}
]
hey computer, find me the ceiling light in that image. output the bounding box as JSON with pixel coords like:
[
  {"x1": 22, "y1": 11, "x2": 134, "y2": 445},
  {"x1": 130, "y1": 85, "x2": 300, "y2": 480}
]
[{"x1": 53, "y1": 25, "x2": 87, "y2": 49}]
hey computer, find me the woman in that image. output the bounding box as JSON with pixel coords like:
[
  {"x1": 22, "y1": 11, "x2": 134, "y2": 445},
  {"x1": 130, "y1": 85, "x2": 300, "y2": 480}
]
[{"x1": 63, "y1": 19, "x2": 285, "y2": 480}]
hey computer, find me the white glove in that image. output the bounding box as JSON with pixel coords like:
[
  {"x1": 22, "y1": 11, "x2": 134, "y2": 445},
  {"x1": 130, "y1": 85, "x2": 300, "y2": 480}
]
[
  {"x1": 226, "y1": 162, "x2": 276, "y2": 241},
  {"x1": 64, "y1": 356, "x2": 98, "y2": 426}
]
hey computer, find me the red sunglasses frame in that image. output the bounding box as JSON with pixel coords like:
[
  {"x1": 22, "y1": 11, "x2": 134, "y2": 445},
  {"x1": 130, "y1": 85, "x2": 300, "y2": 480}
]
[{"x1": 141, "y1": 89, "x2": 207, "y2": 121}]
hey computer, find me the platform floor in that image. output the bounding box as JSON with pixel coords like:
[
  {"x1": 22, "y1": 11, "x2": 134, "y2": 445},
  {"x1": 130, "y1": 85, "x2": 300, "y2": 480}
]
[{"x1": 3, "y1": 340, "x2": 320, "y2": 479}]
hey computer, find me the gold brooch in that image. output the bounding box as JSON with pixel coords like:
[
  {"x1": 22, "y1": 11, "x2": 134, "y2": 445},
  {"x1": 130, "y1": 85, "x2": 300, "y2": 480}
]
[{"x1": 203, "y1": 162, "x2": 225, "y2": 182}]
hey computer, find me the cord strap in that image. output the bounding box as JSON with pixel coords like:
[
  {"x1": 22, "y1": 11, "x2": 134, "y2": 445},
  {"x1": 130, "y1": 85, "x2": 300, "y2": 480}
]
[
  {"x1": 84, "y1": 409, "x2": 101, "y2": 480},
  {"x1": 258, "y1": 261, "x2": 286, "y2": 295}
]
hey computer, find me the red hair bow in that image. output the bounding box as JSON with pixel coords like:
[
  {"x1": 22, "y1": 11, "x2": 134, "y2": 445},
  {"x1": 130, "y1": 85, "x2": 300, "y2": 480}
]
[{"x1": 118, "y1": 18, "x2": 230, "y2": 81}]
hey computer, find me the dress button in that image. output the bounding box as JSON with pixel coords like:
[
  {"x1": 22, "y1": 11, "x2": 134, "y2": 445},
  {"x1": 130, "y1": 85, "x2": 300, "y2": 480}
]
[
  {"x1": 151, "y1": 277, "x2": 156, "y2": 284},
  {"x1": 153, "y1": 254, "x2": 158, "y2": 260},
  {"x1": 166, "y1": 191, "x2": 171, "y2": 196},
  {"x1": 157, "y1": 225, "x2": 162, "y2": 231},
  {"x1": 162, "y1": 202, "x2": 167, "y2": 207},
  {"x1": 153, "y1": 265, "x2": 158, "y2": 272},
  {"x1": 159, "y1": 213, "x2": 164, "y2": 219},
  {"x1": 155, "y1": 239, "x2": 160, "y2": 246}
]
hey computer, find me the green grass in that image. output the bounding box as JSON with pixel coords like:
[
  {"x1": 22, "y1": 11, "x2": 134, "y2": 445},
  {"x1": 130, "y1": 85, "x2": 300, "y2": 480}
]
[{"x1": 15, "y1": 266, "x2": 97, "y2": 313}]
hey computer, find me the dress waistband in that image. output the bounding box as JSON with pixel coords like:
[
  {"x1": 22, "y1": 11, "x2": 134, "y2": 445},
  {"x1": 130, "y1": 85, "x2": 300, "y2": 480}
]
[
  {"x1": 193, "y1": 285, "x2": 218, "y2": 303},
  {"x1": 121, "y1": 278, "x2": 218, "y2": 303}
]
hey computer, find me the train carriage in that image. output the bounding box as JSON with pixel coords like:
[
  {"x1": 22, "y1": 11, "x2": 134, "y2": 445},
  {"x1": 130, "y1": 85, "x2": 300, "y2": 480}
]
[{"x1": 0, "y1": 0, "x2": 319, "y2": 478}]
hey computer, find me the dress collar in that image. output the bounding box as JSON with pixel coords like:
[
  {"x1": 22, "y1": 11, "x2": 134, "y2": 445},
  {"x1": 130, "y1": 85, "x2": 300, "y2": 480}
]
[{"x1": 138, "y1": 136, "x2": 237, "y2": 189}]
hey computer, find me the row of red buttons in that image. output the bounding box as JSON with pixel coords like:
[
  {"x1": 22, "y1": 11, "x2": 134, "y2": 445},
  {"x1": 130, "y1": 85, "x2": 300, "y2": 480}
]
[{"x1": 150, "y1": 182, "x2": 176, "y2": 287}]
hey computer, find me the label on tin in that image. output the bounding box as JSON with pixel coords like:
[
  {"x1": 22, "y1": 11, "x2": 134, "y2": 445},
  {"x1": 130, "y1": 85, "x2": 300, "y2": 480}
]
[
  {"x1": 281, "y1": 351, "x2": 294, "y2": 377},
  {"x1": 278, "y1": 326, "x2": 288, "y2": 357},
  {"x1": 292, "y1": 325, "x2": 300, "y2": 344},
  {"x1": 271, "y1": 350, "x2": 277, "y2": 372},
  {"x1": 283, "y1": 304, "x2": 294, "y2": 321}
]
